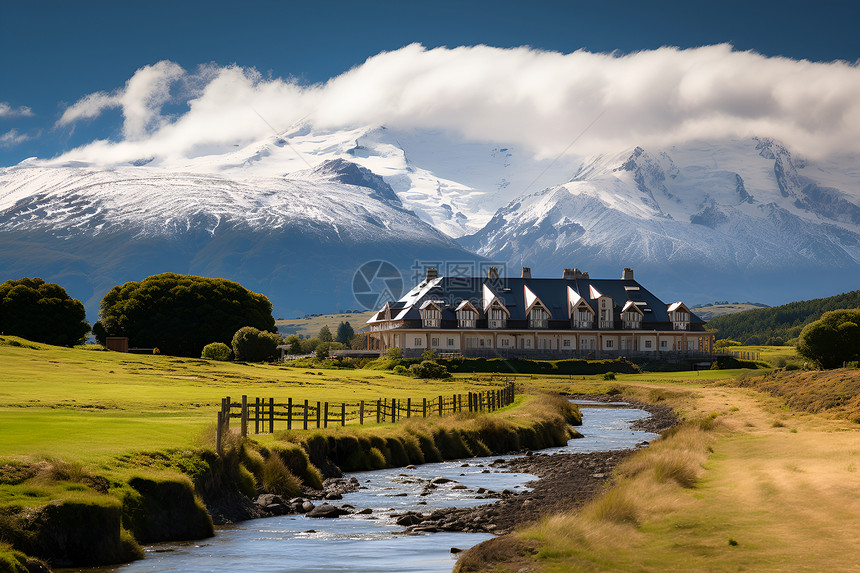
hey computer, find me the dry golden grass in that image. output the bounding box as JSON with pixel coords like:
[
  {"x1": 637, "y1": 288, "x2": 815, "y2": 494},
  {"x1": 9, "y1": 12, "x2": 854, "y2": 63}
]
[{"x1": 457, "y1": 379, "x2": 860, "y2": 572}]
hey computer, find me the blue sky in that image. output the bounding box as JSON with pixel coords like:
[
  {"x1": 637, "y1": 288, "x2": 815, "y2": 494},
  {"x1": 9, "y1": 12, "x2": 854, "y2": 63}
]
[{"x1": 2, "y1": 0, "x2": 858, "y2": 166}]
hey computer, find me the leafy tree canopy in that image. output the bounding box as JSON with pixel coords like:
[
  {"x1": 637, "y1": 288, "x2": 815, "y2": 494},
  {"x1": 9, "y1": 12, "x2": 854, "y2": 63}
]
[
  {"x1": 318, "y1": 325, "x2": 333, "y2": 342},
  {"x1": 796, "y1": 309, "x2": 860, "y2": 369},
  {"x1": 0, "y1": 277, "x2": 90, "y2": 346},
  {"x1": 95, "y1": 273, "x2": 275, "y2": 357}
]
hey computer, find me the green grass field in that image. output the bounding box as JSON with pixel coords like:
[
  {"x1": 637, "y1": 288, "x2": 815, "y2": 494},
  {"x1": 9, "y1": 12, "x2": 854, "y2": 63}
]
[{"x1": 0, "y1": 336, "x2": 503, "y2": 464}]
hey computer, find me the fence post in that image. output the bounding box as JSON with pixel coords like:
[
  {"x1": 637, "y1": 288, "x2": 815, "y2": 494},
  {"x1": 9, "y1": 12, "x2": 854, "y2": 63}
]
[
  {"x1": 422, "y1": 397, "x2": 427, "y2": 418},
  {"x1": 341, "y1": 403, "x2": 345, "y2": 427},
  {"x1": 216, "y1": 411, "x2": 223, "y2": 456},
  {"x1": 377, "y1": 399, "x2": 381, "y2": 424},
  {"x1": 391, "y1": 398, "x2": 396, "y2": 423},
  {"x1": 407, "y1": 398, "x2": 411, "y2": 418},
  {"x1": 324, "y1": 402, "x2": 329, "y2": 428},
  {"x1": 223, "y1": 397, "x2": 231, "y2": 429},
  {"x1": 241, "y1": 395, "x2": 248, "y2": 437},
  {"x1": 303, "y1": 399, "x2": 308, "y2": 430},
  {"x1": 287, "y1": 397, "x2": 293, "y2": 430},
  {"x1": 438, "y1": 395, "x2": 443, "y2": 416},
  {"x1": 255, "y1": 397, "x2": 260, "y2": 434},
  {"x1": 360, "y1": 401, "x2": 365, "y2": 425},
  {"x1": 269, "y1": 398, "x2": 274, "y2": 433},
  {"x1": 468, "y1": 392, "x2": 472, "y2": 412},
  {"x1": 317, "y1": 401, "x2": 322, "y2": 428},
  {"x1": 452, "y1": 394, "x2": 456, "y2": 413}
]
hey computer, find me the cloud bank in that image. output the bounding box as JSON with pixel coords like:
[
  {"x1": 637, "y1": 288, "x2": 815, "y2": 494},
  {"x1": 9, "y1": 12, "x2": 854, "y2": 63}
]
[{"x1": 52, "y1": 44, "x2": 860, "y2": 165}]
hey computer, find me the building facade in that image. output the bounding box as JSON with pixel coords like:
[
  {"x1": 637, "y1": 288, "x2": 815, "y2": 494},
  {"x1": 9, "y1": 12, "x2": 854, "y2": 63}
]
[{"x1": 366, "y1": 267, "x2": 714, "y2": 358}]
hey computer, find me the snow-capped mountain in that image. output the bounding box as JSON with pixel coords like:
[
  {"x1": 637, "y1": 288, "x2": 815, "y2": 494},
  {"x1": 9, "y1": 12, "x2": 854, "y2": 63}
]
[
  {"x1": 0, "y1": 158, "x2": 479, "y2": 318},
  {"x1": 460, "y1": 138, "x2": 860, "y2": 305},
  {"x1": 3, "y1": 126, "x2": 859, "y2": 320},
  {"x1": 112, "y1": 124, "x2": 579, "y2": 238}
]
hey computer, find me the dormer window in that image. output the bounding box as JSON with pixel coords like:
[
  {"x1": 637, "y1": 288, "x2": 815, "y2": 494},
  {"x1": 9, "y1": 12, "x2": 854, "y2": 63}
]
[
  {"x1": 455, "y1": 300, "x2": 478, "y2": 329},
  {"x1": 568, "y1": 286, "x2": 595, "y2": 329},
  {"x1": 524, "y1": 285, "x2": 551, "y2": 329},
  {"x1": 622, "y1": 301, "x2": 643, "y2": 329},
  {"x1": 488, "y1": 304, "x2": 507, "y2": 329},
  {"x1": 483, "y1": 284, "x2": 510, "y2": 329},
  {"x1": 419, "y1": 301, "x2": 441, "y2": 328},
  {"x1": 529, "y1": 306, "x2": 549, "y2": 329},
  {"x1": 667, "y1": 302, "x2": 690, "y2": 331}
]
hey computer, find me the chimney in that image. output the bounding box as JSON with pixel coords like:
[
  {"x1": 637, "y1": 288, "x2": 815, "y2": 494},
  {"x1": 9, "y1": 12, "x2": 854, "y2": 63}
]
[
  {"x1": 487, "y1": 266, "x2": 499, "y2": 279},
  {"x1": 563, "y1": 268, "x2": 587, "y2": 280},
  {"x1": 426, "y1": 267, "x2": 438, "y2": 281},
  {"x1": 521, "y1": 267, "x2": 531, "y2": 279},
  {"x1": 622, "y1": 268, "x2": 634, "y2": 280}
]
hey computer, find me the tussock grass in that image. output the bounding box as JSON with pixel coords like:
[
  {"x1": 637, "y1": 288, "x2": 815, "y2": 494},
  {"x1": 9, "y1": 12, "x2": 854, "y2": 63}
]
[
  {"x1": 733, "y1": 368, "x2": 860, "y2": 421},
  {"x1": 457, "y1": 418, "x2": 719, "y2": 573}
]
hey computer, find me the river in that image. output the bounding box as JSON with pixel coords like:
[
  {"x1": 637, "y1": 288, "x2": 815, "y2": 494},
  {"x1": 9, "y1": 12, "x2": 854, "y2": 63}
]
[{"x1": 74, "y1": 404, "x2": 657, "y2": 573}]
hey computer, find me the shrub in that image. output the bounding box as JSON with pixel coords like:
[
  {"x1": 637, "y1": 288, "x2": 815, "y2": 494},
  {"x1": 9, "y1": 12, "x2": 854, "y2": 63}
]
[
  {"x1": 232, "y1": 326, "x2": 282, "y2": 362},
  {"x1": 386, "y1": 347, "x2": 403, "y2": 359},
  {"x1": 392, "y1": 364, "x2": 408, "y2": 375},
  {"x1": 201, "y1": 342, "x2": 232, "y2": 361},
  {"x1": 603, "y1": 371, "x2": 616, "y2": 381},
  {"x1": 408, "y1": 360, "x2": 451, "y2": 379}
]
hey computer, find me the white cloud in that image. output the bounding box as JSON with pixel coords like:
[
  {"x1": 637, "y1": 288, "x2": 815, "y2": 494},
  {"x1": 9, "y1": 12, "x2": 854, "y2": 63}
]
[
  {"x1": 51, "y1": 44, "x2": 860, "y2": 165},
  {"x1": 57, "y1": 60, "x2": 185, "y2": 139},
  {"x1": 0, "y1": 102, "x2": 34, "y2": 118},
  {"x1": 0, "y1": 129, "x2": 32, "y2": 147}
]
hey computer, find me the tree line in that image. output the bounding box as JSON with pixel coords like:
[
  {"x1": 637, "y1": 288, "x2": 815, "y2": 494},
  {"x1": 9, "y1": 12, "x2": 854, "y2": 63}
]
[{"x1": 707, "y1": 290, "x2": 860, "y2": 344}]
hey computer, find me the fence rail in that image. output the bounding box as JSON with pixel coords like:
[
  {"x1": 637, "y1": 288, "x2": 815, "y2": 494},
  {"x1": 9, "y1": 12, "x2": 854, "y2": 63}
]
[{"x1": 215, "y1": 381, "x2": 516, "y2": 455}]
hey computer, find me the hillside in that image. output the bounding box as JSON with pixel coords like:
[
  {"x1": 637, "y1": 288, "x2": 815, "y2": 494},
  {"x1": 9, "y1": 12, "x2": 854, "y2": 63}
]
[
  {"x1": 691, "y1": 303, "x2": 768, "y2": 320},
  {"x1": 275, "y1": 311, "x2": 375, "y2": 338},
  {"x1": 707, "y1": 290, "x2": 860, "y2": 342}
]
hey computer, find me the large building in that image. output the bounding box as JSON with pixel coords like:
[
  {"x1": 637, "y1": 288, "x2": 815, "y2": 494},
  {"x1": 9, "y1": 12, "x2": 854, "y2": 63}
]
[{"x1": 366, "y1": 267, "x2": 714, "y2": 358}]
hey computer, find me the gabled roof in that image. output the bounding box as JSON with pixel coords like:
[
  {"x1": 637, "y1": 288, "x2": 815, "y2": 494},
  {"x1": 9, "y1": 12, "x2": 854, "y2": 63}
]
[
  {"x1": 367, "y1": 273, "x2": 705, "y2": 327},
  {"x1": 589, "y1": 285, "x2": 605, "y2": 299},
  {"x1": 567, "y1": 286, "x2": 594, "y2": 317},
  {"x1": 482, "y1": 284, "x2": 511, "y2": 316},
  {"x1": 622, "y1": 301, "x2": 644, "y2": 315},
  {"x1": 667, "y1": 302, "x2": 690, "y2": 313},
  {"x1": 524, "y1": 285, "x2": 552, "y2": 318},
  {"x1": 419, "y1": 300, "x2": 442, "y2": 311},
  {"x1": 455, "y1": 300, "x2": 479, "y2": 313}
]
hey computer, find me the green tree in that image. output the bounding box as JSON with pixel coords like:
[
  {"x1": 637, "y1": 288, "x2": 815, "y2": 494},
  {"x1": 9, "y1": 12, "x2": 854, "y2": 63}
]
[
  {"x1": 232, "y1": 326, "x2": 282, "y2": 362},
  {"x1": 95, "y1": 273, "x2": 275, "y2": 357},
  {"x1": 315, "y1": 342, "x2": 331, "y2": 360},
  {"x1": 300, "y1": 336, "x2": 321, "y2": 354},
  {"x1": 336, "y1": 321, "x2": 354, "y2": 345},
  {"x1": 318, "y1": 325, "x2": 333, "y2": 342},
  {"x1": 201, "y1": 342, "x2": 233, "y2": 361},
  {"x1": 0, "y1": 277, "x2": 90, "y2": 346},
  {"x1": 796, "y1": 309, "x2": 860, "y2": 369},
  {"x1": 286, "y1": 334, "x2": 302, "y2": 355}
]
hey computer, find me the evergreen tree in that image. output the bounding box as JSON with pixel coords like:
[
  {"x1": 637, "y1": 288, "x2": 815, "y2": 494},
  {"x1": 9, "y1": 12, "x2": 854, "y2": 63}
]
[
  {"x1": 336, "y1": 321, "x2": 355, "y2": 345},
  {"x1": 318, "y1": 325, "x2": 333, "y2": 342}
]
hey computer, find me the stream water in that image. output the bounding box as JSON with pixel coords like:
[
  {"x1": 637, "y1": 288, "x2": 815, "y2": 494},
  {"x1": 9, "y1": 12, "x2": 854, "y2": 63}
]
[{"x1": 74, "y1": 404, "x2": 657, "y2": 573}]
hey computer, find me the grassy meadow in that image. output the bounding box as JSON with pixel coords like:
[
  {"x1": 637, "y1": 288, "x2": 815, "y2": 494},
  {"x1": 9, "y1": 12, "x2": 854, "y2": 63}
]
[
  {"x1": 275, "y1": 311, "x2": 375, "y2": 337},
  {"x1": 0, "y1": 336, "x2": 503, "y2": 464}
]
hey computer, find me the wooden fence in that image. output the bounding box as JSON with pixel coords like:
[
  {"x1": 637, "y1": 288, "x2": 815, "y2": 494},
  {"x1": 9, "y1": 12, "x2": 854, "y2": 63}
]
[
  {"x1": 215, "y1": 381, "x2": 515, "y2": 455},
  {"x1": 727, "y1": 349, "x2": 761, "y2": 361}
]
